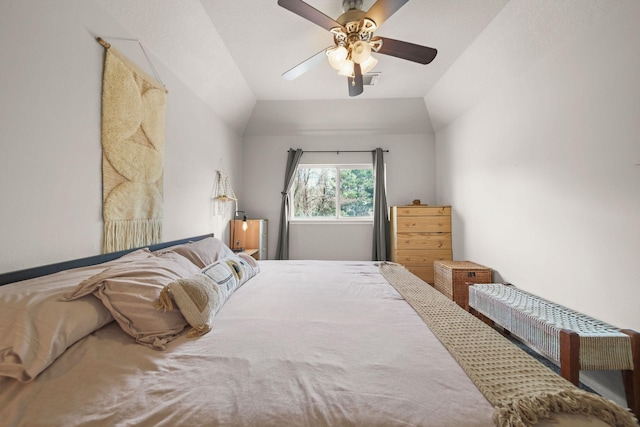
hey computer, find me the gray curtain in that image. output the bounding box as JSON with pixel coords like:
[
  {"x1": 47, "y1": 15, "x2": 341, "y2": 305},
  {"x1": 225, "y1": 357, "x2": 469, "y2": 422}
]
[
  {"x1": 372, "y1": 148, "x2": 390, "y2": 261},
  {"x1": 275, "y1": 148, "x2": 303, "y2": 260}
]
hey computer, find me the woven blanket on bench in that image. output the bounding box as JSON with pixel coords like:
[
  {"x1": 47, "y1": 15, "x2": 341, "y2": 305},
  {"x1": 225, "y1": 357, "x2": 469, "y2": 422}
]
[
  {"x1": 469, "y1": 283, "x2": 633, "y2": 371},
  {"x1": 378, "y1": 263, "x2": 637, "y2": 427}
]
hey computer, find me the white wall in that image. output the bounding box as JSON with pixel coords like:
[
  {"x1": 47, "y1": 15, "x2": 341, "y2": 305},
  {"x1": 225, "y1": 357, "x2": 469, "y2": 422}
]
[
  {"x1": 0, "y1": 0, "x2": 243, "y2": 273},
  {"x1": 434, "y1": 1, "x2": 640, "y2": 404},
  {"x1": 243, "y1": 99, "x2": 436, "y2": 260}
]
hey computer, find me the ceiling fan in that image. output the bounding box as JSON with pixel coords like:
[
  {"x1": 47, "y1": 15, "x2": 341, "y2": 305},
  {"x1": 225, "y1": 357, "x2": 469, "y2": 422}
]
[{"x1": 277, "y1": 0, "x2": 438, "y2": 97}]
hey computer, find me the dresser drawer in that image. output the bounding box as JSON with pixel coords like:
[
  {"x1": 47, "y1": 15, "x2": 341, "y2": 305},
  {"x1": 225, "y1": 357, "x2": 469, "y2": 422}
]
[
  {"x1": 394, "y1": 206, "x2": 450, "y2": 216},
  {"x1": 393, "y1": 249, "x2": 452, "y2": 266},
  {"x1": 395, "y1": 233, "x2": 452, "y2": 250},
  {"x1": 394, "y1": 216, "x2": 451, "y2": 233}
]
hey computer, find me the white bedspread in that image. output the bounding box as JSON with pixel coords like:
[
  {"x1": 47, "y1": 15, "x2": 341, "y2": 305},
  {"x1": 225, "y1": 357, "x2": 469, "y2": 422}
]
[{"x1": 0, "y1": 261, "x2": 609, "y2": 426}]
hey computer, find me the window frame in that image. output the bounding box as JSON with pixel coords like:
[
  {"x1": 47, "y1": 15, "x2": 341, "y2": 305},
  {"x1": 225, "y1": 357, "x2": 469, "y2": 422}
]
[{"x1": 289, "y1": 163, "x2": 376, "y2": 223}]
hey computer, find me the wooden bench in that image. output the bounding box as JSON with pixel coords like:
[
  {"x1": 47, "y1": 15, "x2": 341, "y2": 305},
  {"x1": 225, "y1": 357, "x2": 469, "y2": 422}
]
[{"x1": 468, "y1": 283, "x2": 639, "y2": 416}]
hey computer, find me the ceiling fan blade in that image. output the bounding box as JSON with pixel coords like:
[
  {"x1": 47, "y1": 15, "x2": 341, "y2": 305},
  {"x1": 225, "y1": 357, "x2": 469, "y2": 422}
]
[
  {"x1": 364, "y1": 0, "x2": 409, "y2": 28},
  {"x1": 373, "y1": 37, "x2": 437, "y2": 64},
  {"x1": 348, "y1": 63, "x2": 363, "y2": 97},
  {"x1": 282, "y1": 47, "x2": 332, "y2": 81},
  {"x1": 277, "y1": 0, "x2": 345, "y2": 32}
]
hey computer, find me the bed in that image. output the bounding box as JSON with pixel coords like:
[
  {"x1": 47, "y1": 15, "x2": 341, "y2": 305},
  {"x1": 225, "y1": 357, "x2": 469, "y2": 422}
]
[{"x1": 0, "y1": 235, "x2": 637, "y2": 427}]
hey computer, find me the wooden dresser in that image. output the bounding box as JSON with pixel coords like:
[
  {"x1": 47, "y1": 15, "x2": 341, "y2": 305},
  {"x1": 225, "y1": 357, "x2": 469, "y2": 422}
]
[{"x1": 389, "y1": 206, "x2": 452, "y2": 284}]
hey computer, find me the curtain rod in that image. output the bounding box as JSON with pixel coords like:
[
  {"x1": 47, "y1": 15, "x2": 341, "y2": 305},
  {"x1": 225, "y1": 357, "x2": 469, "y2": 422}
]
[{"x1": 290, "y1": 150, "x2": 389, "y2": 154}]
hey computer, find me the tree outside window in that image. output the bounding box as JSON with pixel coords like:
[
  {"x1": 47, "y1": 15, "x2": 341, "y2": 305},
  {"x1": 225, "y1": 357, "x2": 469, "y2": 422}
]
[{"x1": 292, "y1": 165, "x2": 374, "y2": 219}]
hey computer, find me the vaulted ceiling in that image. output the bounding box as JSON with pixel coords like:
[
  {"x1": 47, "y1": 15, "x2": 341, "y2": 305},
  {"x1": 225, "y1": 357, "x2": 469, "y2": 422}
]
[{"x1": 95, "y1": 0, "x2": 621, "y2": 135}]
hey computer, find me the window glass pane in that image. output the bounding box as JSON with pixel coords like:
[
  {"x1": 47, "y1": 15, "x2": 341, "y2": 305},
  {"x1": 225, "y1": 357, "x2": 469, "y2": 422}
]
[
  {"x1": 293, "y1": 167, "x2": 336, "y2": 218},
  {"x1": 291, "y1": 165, "x2": 376, "y2": 220},
  {"x1": 339, "y1": 168, "x2": 374, "y2": 217}
]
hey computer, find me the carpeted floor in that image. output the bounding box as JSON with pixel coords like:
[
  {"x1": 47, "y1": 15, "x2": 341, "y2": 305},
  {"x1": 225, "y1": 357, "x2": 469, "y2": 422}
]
[{"x1": 503, "y1": 332, "x2": 598, "y2": 394}]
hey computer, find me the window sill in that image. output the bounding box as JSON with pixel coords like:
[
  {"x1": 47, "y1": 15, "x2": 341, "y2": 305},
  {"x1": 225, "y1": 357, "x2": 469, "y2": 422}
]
[{"x1": 289, "y1": 219, "x2": 373, "y2": 225}]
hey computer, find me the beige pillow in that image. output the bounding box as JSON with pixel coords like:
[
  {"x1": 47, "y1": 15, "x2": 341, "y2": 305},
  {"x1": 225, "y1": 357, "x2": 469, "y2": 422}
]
[
  {"x1": 0, "y1": 248, "x2": 153, "y2": 382},
  {"x1": 157, "y1": 253, "x2": 260, "y2": 337},
  {"x1": 156, "y1": 274, "x2": 222, "y2": 337},
  {"x1": 66, "y1": 252, "x2": 200, "y2": 349},
  {"x1": 160, "y1": 237, "x2": 234, "y2": 268}
]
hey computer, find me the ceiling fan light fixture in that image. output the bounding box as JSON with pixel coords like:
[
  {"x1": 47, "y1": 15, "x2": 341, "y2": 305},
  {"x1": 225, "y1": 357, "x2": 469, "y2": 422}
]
[
  {"x1": 351, "y1": 40, "x2": 371, "y2": 64},
  {"x1": 338, "y1": 59, "x2": 354, "y2": 77},
  {"x1": 359, "y1": 55, "x2": 378, "y2": 74},
  {"x1": 327, "y1": 45, "x2": 349, "y2": 70}
]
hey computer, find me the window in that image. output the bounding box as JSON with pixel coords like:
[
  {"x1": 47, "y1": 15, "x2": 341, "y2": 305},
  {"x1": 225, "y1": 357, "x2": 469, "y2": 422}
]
[{"x1": 291, "y1": 164, "x2": 374, "y2": 220}]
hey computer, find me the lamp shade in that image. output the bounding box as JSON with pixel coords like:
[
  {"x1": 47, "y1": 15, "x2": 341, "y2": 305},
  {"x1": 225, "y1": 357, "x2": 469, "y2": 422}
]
[
  {"x1": 327, "y1": 46, "x2": 348, "y2": 71},
  {"x1": 338, "y1": 59, "x2": 355, "y2": 77},
  {"x1": 351, "y1": 41, "x2": 371, "y2": 64},
  {"x1": 360, "y1": 55, "x2": 378, "y2": 74}
]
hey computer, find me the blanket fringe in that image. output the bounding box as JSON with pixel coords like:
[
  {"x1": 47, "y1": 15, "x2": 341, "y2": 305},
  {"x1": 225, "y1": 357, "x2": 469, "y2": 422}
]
[
  {"x1": 494, "y1": 390, "x2": 637, "y2": 427},
  {"x1": 155, "y1": 287, "x2": 173, "y2": 312},
  {"x1": 187, "y1": 325, "x2": 211, "y2": 338}
]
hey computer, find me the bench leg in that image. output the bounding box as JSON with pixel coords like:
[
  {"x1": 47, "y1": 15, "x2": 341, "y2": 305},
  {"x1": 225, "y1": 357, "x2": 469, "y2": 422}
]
[
  {"x1": 621, "y1": 329, "x2": 639, "y2": 417},
  {"x1": 469, "y1": 307, "x2": 494, "y2": 327},
  {"x1": 560, "y1": 330, "x2": 580, "y2": 386}
]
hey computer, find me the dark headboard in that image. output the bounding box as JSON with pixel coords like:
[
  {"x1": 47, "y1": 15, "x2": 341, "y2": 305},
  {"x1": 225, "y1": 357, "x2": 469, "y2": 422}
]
[{"x1": 0, "y1": 234, "x2": 214, "y2": 287}]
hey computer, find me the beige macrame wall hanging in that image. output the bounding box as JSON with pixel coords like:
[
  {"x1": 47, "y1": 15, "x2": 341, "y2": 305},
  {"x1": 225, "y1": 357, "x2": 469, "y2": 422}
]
[{"x1": 98, "y1": 38, "x2": 167, "y2": 253}]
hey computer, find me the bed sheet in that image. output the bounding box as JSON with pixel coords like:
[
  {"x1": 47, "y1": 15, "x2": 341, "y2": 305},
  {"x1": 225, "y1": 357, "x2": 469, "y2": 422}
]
[{"x1": 0, "y1": 260, "x2": 610, "y2": 426}]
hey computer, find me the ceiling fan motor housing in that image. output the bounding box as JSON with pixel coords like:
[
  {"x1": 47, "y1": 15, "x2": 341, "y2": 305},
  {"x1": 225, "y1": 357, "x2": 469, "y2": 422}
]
[
  {"x1": 336, "y1": 9, "x2": 366, "y2": 28},
  {"x1": 342, "y1": 0, "x2": 363, "y2": 12}
]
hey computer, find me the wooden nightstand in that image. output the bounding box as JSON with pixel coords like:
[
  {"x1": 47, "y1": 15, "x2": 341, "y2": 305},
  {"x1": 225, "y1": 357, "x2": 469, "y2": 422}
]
[
  {"x1": 230, "y1": 219, "x2": 267, "y2": 260},
  {"x1": 242, "y1": 249, "x2": 259, "y2": 259}
]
